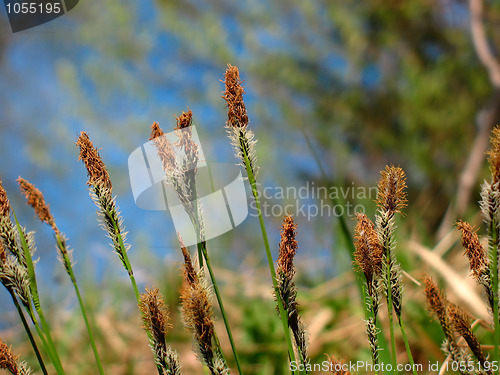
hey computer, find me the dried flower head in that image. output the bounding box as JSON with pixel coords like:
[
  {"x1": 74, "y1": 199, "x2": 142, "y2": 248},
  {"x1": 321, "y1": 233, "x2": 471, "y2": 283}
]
[
  {"x1": 180, "y1": 274, "x2": 216, "y2": 368},
  {"x1": 181, "y1": 246, "x2": 198, "y2": 287},
  {"x1": 17, "y1": 177, "x2": 57, "y2": 232},
  {"x1": 149, "y1": 122, "x2": 177, "y2": 173},
  {"x1": 0, "y1": 181, "x2": 11, "y2": 218},
  {"x1": 456, "y1": 221, "x2": 489, "y2": 281},
  {"x1": 422, "y1": 275, "x2": 454, "y2": 341},
  {"x1": 175, "y1": 110, "x2": 193, "y2": 130},
  {"x1": 354, "y1": 213, "x2": 383, "y2": 285},
  {"x1": 76, "y1": 132, "x2": 112, "y2": 190},
  {"x1": 0, "y1": 340, "x2": 24, "y2": 375},
  {"x1": 448, "y1": 304, "x2": 488, "y2": 365},
  {"x1": 222, "y1": 64, "x2": 249, "y2": 128},
  {"x1": 487, "y1": 126, "x2": 500, "y2": 183},
  {"x1": 139, "y1": 287, "x2": 171, "y2": 347},
  {"x1": 277, "y1": 215, "x2": 298, "y2": 278},
  {"x1": 0, "y1": 243, "x2": 5, "y2": 263},
  {"x1": 327, "y1": 355, "x2": 352, "y2": 375},
  {"x1": 376, "y1": 165, "x2": 407, "y2": 214},
  {"x1": 0, "y1": 340, "x2": 32, "y2": 375}
]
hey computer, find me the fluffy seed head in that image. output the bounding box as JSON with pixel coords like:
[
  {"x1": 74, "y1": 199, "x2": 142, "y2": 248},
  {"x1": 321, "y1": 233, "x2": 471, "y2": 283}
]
[
  {"x1": 456, "y1": 221, "x2": 489, "y2": 281},
  {"x1": 222, "y1": 64, "x2": 249, "y2": 128},
  {"x1": 327, "y1": 355, "x2": 352, "y2": 375},
  {"x1": 0, "y1": 181, "x2": 11, "y2": 218},
  {"x1": 149, "y1": 122, "x2": 177, "y2": 173},
  {"x1": 448, "y1": 304, "x2": 487, "y2": 364},
  {"x1": 277, "y1": 215, "x2": 298, "y2": 278},
  {"x1": 422, "y1": 275, "x2": 456, "y2": 342},
  {"x1": 376, "y1": 165, "x2": 407, "y2": 214},
  {"x1": 487, "y1": 126, "x2": 500, "y2": 183},
  {"x1": 76, "y1": 132, "x2": 112, "y2": 190},
  {"x1": 354, "y1": 213, "x2": 383, "y2": 285},
  {"x1": 0, "y1": 340, "x2": 19, "y2": 374},
  {"x1": 139, "y1": 287, "x2": 171, "y2": 346},
  {"x1": 175, "y1": 110, "x2": 193, "y2": 130},
  {"x1": 17, "y1": 177, "x2": 57, "y2": 232}
]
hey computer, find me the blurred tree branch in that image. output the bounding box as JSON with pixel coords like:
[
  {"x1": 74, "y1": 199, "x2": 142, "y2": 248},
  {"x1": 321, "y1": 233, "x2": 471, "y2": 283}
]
[{"x1": 438, "y1": 0, "x2": 500, "y2": 238}]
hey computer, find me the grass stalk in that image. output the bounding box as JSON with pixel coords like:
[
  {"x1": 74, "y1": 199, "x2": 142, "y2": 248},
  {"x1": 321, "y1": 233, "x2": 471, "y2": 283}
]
[
  {"x1": 384, "y1": 256, "x2": 397, "y2": 375},
  {"x1": 397, "y1": 318, "x2": 418, "y2": 375},
  {"x1": 12, "y1": 212, "x2": 65, "y2": 375},
  {"x1": 489, "y1": 219, "x2": 499, "y2": 368},
  {"x1": 240, "y1": 135, "x2": 298, "y2": 374},
  {"x1": 198, "y1": 240, "x2": 243, "y2": 375},
  {"x1": 55, "y1": 236, "x2": 105, "y2": 375},
  {"x1": 11, "y1": 293, "x2": 48, "y2": 375}
]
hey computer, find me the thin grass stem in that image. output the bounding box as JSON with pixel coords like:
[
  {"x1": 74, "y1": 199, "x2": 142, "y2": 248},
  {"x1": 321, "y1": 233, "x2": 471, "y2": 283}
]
[
  {"x1": 11, "y1": 293, "x2": 48, "y2": 375},
  {"x1": 198, "y1": 240, "x2": 243, "y2": 375},
  {"x1": 13, "y1": 212, "x2": 65, "y2": 375},
  {"x1": 384, "y1": 255, "x2": 397, "y2": 375},
  {"x1": 239, "y1": 135, "x2": 298, "y2": 375},
  {"x1": 489, "y1": 219, "x2": 499, "y2": 368},
  {"x1": 55, "y1": 236, "x2": 105, "y2": 375},
  {"x1": 397, "y1": 317, "x2": 418, "y2": 375}
]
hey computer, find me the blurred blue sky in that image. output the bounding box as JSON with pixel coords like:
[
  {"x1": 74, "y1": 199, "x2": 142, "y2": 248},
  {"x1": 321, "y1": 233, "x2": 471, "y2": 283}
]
[{"x1": 0, "y1": 1, "x2": 350, "y2": 325}]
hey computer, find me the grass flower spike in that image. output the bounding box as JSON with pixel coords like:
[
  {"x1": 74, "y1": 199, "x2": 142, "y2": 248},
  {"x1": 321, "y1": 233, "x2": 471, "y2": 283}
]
[
  {"x1": 76, "y1": 131, "x2": 137, "y2": 295},
  {"x1": 139, "y1": 287, "x2": 182, "y2": 375},
  {"x1": 276, "y1": 215, "x2": 309, "y2": 368},
  {"x1": 18, "y1": 177, "x2": 105, "y2": 375},
  {"x1": 222, "y1": 64, "x2": 297, "y2": 372},
  {"x1": 0, "y1": 339, "x2": 33, "y2": 375},
  {"x1": 422, "y1": 276, "x2": 469, "y2": 373},
  {"x1": 353, "y1": 213, "x2": 383, "y2": 369},
  {"x1": 180, "y1": 246, "x2": 229, "y2": 375}
]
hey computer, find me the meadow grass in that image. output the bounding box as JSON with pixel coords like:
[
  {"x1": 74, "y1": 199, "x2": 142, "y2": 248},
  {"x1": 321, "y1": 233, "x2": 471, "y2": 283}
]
[{"x1": 0, "y1": 65, "x2": 499, "y2": 375}]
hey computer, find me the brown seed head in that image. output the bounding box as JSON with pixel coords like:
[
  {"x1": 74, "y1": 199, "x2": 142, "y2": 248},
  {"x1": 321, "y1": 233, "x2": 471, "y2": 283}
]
[
  {"x1": 139, "y1": 287, "x2": 171, "y2": 347},
  {"x1": 149, "y1": 122, "x2": 177, "y2": 173},
  {"x1": 175, "y1": 110, "x2": 193, "y2": 130},
  {"x1": 181, "y1": 245, "x2": 198, "y2": 287},
  {"x1": 422, "y1": 275, "x2": 457, "y2": 342},
  {"x1": 222, "y1": 64, "x2": 249, "y2": 128},
  {"x1": 76, "y1": 132, "x2": 112, "y2": 190},
  {"x1": 448, "y1": 304, "x2": 488, "y2": 364},
  {"x1": 0, "y1": 243, "x2": 5, "y2": 263},
  {"x1": 376, "y1": 165, "x2": 407, "y2": 214},
  {"x1": 180, "y1": 277, "x2": 215, "y2": 360},
  {"x1": 456, "y1": 221, "x2": 489, "y2": 281},
  {"x1": 487, "y1": 126, "x2": 500, "y2": 184},
  {"x1": 0, "y1": 180, "x2": 11, "y2": 218},
  {"x1": 0, "y1": 340, "x2": 19, "y2": 375},
  {"x1": 277, "y1": 215, "x2": 298, "y2": 278},
  {"x1": 353, "y1": 213, "x2": 383, "y2": 284},
  {"x1": 327, "y1": 355, "x2": 352, "y2": 375},
  {"x1": 17, "y1": 177, "x2": 57, "y2": 232}
]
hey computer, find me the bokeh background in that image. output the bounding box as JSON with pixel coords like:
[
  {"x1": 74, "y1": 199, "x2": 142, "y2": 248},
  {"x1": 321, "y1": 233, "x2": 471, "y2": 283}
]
[{"x1": 0, "y1": 1, "x2": 499, "y2": 374}]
